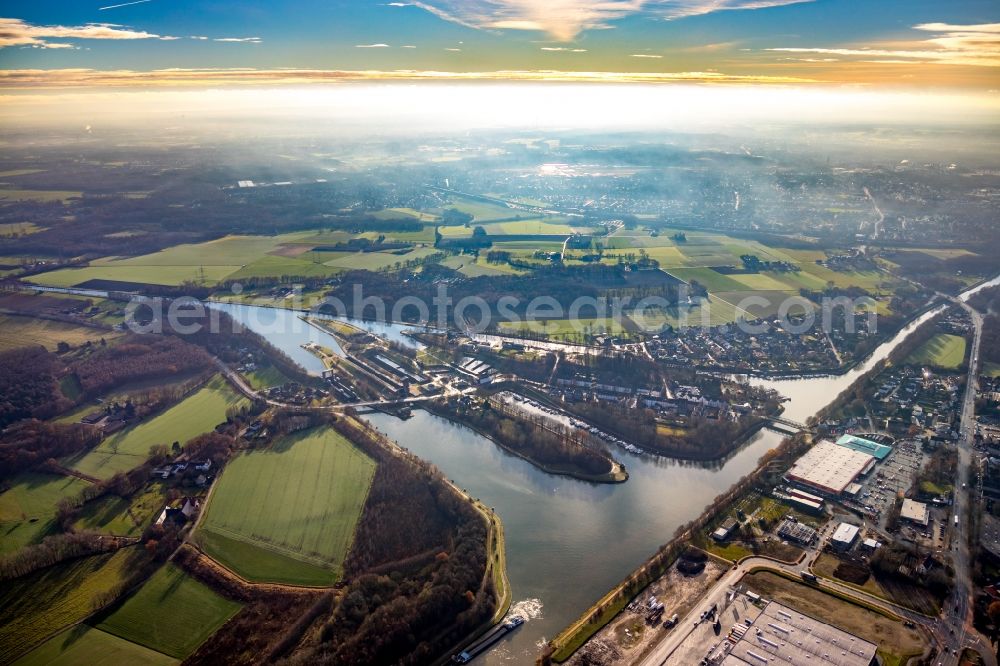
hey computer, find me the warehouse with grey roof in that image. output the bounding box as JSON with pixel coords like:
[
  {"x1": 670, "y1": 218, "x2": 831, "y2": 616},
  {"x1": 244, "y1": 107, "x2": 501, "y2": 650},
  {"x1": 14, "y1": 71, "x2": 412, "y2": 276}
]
[{"x1": 721, "y1": 601, "x2": 878, "y2": 666}]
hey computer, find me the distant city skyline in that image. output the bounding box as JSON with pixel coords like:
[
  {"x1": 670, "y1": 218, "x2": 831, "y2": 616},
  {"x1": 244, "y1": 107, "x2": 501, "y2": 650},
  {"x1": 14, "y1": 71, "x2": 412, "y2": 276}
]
[{"x1": 1, "y1": 0, "x2": 999, "y2": 90}]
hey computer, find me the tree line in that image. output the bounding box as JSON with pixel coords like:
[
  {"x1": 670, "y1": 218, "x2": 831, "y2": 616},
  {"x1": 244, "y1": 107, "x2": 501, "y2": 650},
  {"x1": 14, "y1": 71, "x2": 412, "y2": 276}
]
[
  {"x1": 72, "y1": 334, "x2": 213, "y2": 396},
  {"x1": 0, "y1": 346, "x2": 72, "y2": 427},
  {"x1": 430, "y1": 397, "x2": 616, "y2": 478}
]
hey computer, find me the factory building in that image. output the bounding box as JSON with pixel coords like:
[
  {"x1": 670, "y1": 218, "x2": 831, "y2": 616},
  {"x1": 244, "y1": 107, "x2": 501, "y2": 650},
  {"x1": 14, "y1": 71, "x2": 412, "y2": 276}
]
[
  {"x1": 900, "y1": 499, "x2": 930, "y2": 527},
  {"x1": 785, "y1": 440, "x2": 876, "y2": 496},
  {"x1": 831, "y1": 522, "x2": 861, "y2": 551}
]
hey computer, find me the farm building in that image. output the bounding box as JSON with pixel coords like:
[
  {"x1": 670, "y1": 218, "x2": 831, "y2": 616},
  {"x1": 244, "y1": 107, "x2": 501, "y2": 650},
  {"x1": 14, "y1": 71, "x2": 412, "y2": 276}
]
[
  {"x1": 785, "y1": 440, "x2": 876, "y2": 496},
  {"x1": 835, "y1": 434, "x2": 892, "y2": 460},
  {"x1": 900, "y1": 499, "x2": 929, "y2": 527},
  {"x1": 722, "y1": 601, "x2": 878, "y2": 666},
  {"x1": 831, "y1": 522, "x2": 860, "y2": 551}
]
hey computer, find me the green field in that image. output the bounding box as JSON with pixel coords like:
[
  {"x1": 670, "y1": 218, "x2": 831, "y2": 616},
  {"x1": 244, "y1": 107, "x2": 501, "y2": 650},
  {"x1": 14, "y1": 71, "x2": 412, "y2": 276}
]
[
  {"x1": 227, "y1": 254, "x2": 344, "y2": 280},
  {"x1": 0, "y1": 314, "x2": 117, "y2": 352},
  {"x1": 439, "y1": 255, "x2": 526, "y2": 277},
  {"x1": 28, "y1": 232, "x2": 321, "y2": 287},
  {"x1": 444, "y1": 195, "x2": 526, "y2": 222},
  {"x1": 906, "y1": 333, "x2": 967, "y2": 369},
  {"x1": 0, "y1": 473, "x2": 92, "y2": 554},
  {"x1": 245, "y1": 362, "x2": 292, "y2": 390},
  {"x1": 67, "y1": 376, "x2": 245, "y2": 480},
  {"x1": 635, "y1": 295, "x2": 745, "y2": 329},
  {"x1": 97, "y1": 564, "x2": 241, "y2": 659},
  {"x1": 321, "y1": 246, "x2": 440, "y2": 271},
  {"x1": 439, "y1": 217, "x2": 587, "y2": 238},
  {"x1": 15, "y1": 626, "x2": 177, "y2": 666},
  {"x1": 0, "y1": 549, "x2": 143, "y2": 663},
  {"x1": 197, "y1": 427, "x2": 376, "y2": 585},
  {"x1": 499, "y1": 317, "x2": 631, "y2": 340},
  {"x1": 29, "y1": 264, "x2": 242, "y2": 288},
  {"x1": 370, "y1": 207, "x2": 439, "y2": 223},
  {"x1": 0, "y1": 222, "x2": 43, "y2": 236},
  {"x1": 0, "y1": 188, "x2": 82, "y2": 203},
  {"x1": 73, "y1": 483, "x2": 169, "y2": 537}
]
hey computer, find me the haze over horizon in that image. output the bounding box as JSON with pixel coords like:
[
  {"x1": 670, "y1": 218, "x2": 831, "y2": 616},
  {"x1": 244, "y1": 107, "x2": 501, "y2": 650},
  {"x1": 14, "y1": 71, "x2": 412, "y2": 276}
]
[{"x1": 1, "y1": 0, "x2": 998, "y2": 122}]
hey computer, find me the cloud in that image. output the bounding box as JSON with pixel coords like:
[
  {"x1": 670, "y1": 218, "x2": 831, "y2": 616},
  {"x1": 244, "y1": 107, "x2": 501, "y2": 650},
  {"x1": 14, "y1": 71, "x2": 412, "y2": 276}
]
[
  {"x1": 0, "y1": 17, "x2": 173, "y2": 48},
  {"x1": 540, "y1": 46, "x2": 587, "y2": 52},
  {"x1": 214, "y1": 37, "x2": 262, "y2": 43},
  {"x1": 658, "y1": 0, "x2": 813, "y2": 19},
  {"x1": 355, "y1": 43, "x2": 391, "y2": 48},
  {"x1": 0, "y1": 67, "x2": 819, "y2": 89},
  {"x1": 394, "y1": 0, "x2": 813, "y2": 41},
  {"x1": 765, "y1": 22, "x2": 1000, "y2": 67},
  {"x1": 630, "y1": 53, "x2": 662, "y2": 58},
  {"x1": 913, "y1": 22, "x2": 1000, "y2": 34}
]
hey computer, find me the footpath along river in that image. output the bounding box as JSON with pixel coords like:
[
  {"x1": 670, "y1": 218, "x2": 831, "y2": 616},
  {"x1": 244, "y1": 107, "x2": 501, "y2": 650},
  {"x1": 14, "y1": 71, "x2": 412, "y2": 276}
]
[{"x1": 208, "y1": 274, "x2": 996, "y2": 663}]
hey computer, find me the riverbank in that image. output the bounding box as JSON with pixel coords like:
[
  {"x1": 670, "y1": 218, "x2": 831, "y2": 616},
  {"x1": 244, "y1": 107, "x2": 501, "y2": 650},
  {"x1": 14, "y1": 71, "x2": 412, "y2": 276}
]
[
  {"x1": 337, "y1": 416, "x2": 511, "y2": 665},
  {"x1": 505, "y1": 381, "x2": 774, "y2": 464},
  {"x1": 542, "y1": 432, "x2": 812, "y2": 662}
]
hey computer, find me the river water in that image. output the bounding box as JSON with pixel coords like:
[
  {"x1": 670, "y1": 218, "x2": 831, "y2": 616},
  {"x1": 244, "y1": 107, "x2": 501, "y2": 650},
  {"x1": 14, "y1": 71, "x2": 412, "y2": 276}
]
[{"x1": 211, "y1": 274, "x2": 997, "y2": 663}]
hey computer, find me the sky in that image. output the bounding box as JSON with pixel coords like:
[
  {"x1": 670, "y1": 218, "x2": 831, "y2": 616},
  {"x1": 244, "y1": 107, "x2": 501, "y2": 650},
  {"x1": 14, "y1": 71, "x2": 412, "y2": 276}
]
[{"x1": 0, "y1": 0, "x2": 998, "y2": 89}]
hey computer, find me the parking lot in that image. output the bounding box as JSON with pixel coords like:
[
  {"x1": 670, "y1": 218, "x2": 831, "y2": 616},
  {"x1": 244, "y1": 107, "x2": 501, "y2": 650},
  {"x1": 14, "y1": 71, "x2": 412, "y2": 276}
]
[{"x1": 851, "y1": 439, "x2": 924, "y2": 529}]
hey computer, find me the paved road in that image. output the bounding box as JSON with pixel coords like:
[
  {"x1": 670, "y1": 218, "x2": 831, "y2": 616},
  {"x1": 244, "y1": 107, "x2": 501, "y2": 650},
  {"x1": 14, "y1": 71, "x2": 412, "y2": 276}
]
[
  {"x1": 939, "y1": 296, "x2": 996, "y2": 665},
  {"x1": 638, "y1": 551, "x2": 943, "y2": 666}
]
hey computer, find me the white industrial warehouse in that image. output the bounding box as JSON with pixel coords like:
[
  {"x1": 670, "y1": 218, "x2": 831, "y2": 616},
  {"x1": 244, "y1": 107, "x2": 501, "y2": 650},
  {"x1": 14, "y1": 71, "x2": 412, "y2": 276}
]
[{"x1": 784, "y1": 440, "x2": 876, "y2": 496}]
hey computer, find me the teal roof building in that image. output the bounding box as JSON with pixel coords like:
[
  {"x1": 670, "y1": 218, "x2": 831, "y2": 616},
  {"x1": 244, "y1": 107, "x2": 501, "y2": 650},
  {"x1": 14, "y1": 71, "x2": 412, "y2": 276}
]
[{"x1": 836, "y1": 434, "x2": 892, "y2": 460}]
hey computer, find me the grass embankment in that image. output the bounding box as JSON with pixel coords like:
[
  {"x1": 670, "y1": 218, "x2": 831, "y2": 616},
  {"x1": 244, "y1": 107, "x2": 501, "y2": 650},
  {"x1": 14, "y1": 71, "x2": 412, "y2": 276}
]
[
  {"x1": 96, "y1": 563, "x2": 242, "y2": 659},
  {"x1": 66, "y1": 375, "x2": 245, "y2": 480},
  {"x1": 196, "y1": 427, "x2": 376, "y2": 586}
]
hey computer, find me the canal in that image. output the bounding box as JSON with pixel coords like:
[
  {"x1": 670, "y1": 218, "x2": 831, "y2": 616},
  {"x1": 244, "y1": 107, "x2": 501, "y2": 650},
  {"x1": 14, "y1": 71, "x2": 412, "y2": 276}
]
[{"x1": 211, "y1": 274, "x2": 997, "y2": 663}]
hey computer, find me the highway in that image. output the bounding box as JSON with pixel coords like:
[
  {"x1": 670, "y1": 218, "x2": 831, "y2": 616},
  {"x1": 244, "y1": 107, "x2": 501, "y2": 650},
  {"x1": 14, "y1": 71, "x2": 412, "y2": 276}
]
[{"x1": 939, "y1": 296, "x2": 994, "y2": 665}]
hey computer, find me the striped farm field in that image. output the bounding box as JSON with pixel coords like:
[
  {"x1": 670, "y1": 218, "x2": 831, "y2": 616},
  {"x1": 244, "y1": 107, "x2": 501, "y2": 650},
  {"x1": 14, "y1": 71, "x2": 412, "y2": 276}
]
[
  {"x1": 96, "y1": 564, "x2": 241, "y2": 659},
  {"x1": 196, "y1": 427, "x2": 376, "y2": 586},
  {"x1": 906, "y1": 333, "x2": 967, "y2": 369}
]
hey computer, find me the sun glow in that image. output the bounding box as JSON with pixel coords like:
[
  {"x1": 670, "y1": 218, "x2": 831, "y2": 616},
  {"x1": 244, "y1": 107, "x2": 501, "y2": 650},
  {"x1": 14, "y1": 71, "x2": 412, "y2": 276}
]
[{"x1": 2, "y1": 83, "x2": 998, "y2": 131}]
